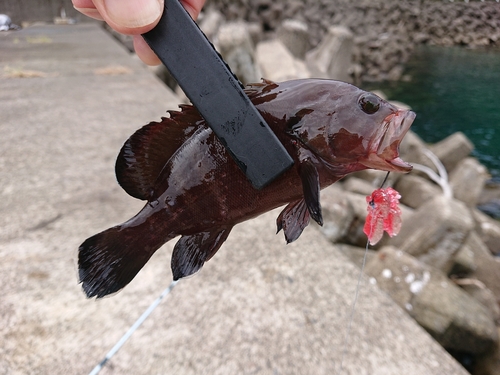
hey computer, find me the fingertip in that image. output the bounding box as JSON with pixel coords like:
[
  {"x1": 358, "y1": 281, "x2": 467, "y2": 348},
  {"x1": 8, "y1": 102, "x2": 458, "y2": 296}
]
[
  {"x1": 93, "y1": 0, "x2": 164, "y2": 34},
  {"x1": 133, "y1": 35, "x2": 162, "y2": 66}
]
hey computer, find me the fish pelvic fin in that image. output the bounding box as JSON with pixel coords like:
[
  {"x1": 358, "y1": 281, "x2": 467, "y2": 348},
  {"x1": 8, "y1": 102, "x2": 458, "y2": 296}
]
[
  {"x1": 171, "y1": 227, "x2": 232, "y2": 280},
  {"x1": 298, "y1": 158, "x2": 323, "y2": 226},
  {"x1": 78, "y1": 223, "x2": 175, "y2": 298},
  {"x1": 115, "y1": 105, "x2": 205, "y2": 200}
]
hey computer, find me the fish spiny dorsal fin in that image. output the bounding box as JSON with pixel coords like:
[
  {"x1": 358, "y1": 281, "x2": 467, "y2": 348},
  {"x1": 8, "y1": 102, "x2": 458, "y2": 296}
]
[
  {"x1": 115, "y1": 104, "x2": 203, "y2": 200},
  {"x1": 244, "y1": 78, "x2": 278, "y2": 99}
]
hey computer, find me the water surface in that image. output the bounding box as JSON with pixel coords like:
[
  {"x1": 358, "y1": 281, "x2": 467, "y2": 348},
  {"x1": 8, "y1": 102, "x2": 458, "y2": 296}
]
[{"x1": 363, "y1": 45, "x2": 500, "y2": 180}]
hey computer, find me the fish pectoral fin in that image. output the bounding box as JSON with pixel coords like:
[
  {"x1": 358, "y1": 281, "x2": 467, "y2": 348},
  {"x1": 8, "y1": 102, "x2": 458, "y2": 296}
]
[
  {"x1": 276, "y1": 199, "x2": 311, "y2": 244},
  {"x1": 171, "y1": 227, "x2": 232, "y2": 280},
  {"x1": 299, "y1": 158, "x2": 323, "y2": 226},
  {"x1": 115, "y1": 105, "x2": 204, "y2": 200}
]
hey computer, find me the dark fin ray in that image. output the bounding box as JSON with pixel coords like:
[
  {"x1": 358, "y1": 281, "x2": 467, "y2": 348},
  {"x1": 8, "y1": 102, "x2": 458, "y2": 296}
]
[
  {"x1": 115, "y1": 105, "x2": 203, "y2": 200},
  {"x1": 276, "y1": 199, "x2": 311, "y2": 244},
  {"x1": 299, "y1": 159, "x2": 323, "y2": 226},
  {"x1": 78, "y1": 223, "x2": 174, "y2": 298},
  {"x1": 171, "y1": 227, "x2": 232, "y2": 280}
]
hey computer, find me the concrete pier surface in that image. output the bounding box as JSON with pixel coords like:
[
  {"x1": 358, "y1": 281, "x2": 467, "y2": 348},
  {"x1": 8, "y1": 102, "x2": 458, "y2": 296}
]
[{"x1": 0, "y1": 24, "x2": 467, "y2": 374}]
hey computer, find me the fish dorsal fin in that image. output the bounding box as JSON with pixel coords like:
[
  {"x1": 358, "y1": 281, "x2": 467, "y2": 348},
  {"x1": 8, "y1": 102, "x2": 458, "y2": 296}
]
[
  {"x1": 244, "y1": 79, "x2": 278, "y2": 99},
  {"x1": 115, "y1": 105, "x2": 203, "y2": 200}
]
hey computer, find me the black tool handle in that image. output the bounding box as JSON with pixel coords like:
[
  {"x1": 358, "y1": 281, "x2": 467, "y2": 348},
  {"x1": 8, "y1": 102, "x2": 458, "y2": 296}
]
[{"x1": 142, "y1": 0, "x2": 294, "y2": 189}]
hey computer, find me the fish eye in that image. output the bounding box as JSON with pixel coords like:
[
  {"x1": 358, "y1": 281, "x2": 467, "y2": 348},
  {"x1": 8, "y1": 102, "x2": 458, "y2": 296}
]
[{"x1": 359, "y1": 93, "x2": 381, "y2": 114}]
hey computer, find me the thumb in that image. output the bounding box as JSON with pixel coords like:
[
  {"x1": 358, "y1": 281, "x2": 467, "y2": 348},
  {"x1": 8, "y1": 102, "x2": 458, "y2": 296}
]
[{"x1": 92, "y1": 0, "x2": 164, "y2": 34}]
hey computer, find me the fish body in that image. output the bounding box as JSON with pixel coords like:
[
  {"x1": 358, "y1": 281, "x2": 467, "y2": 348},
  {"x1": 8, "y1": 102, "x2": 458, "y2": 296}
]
[{"x1": 79, "y1": 79, "x2": 415, "y2": 298}]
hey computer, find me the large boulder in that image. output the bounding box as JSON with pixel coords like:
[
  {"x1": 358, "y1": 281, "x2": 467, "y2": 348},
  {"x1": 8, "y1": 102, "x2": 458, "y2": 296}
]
[
  {"x1": 395, "y1": 174, "x2": 442, "y2": 209},
  {"x1": 449, "y1": 157, "x2": 489, "y2": 207},
  {"x1": 428, "y1": 132, "x2": 474, "y2": 174},
  {"x1": 365, "y1": 247, "x2": 498, "y2": 355},
  {"x1": 276, "y1": 19, "x2": 310, "y2": 59},
  {"x1": 217, "y1": 21, "x2": 261, "y2": 85},
  {"x1": 389, "y1": 195, "x2": 474, "y2": 273},
  {"x1": 255, "y1": 39, "x2": 310, "y2": 82},
  {"x1": 318, "y1": 185, "x2": 355, "y2": 243},
  {"x1": 305, "y1": 25, "x2": 353, "y2": 82},
  {"x1": 472, "y1": 208, "x2": 500, "y2": 256},
  {"x1": 466, "y1": 231, "x2": 500, "y2": 303}
]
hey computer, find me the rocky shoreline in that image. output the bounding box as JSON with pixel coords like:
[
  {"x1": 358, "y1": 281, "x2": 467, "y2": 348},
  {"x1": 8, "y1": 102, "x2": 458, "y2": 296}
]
[
  {"x1": 195, "y1": 4, "x2": 500, "y2": 373},
  {"x1": 319, "y1": 128, "x2": 500, "y2": 374},
  {"x1": 207, "y1": 0, "x2": 500, "y2": 82},
  {"x1": 137, "y1": 3, "x2": 500, "y2": 373}
]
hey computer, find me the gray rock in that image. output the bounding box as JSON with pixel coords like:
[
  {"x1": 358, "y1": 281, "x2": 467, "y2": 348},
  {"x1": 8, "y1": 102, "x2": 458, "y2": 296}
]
[
  {"x1": 466, "y1": 231, "x2": 500, "y2": 304},
  {"x1": 348, "y1": 169, "x2": 400, "y2": 187},
  {"x1": 429, "y1": 132, "x2": 474, "y2": 174},
  {"x1": 365, "y1": 246, "x2": 430, "y2": 309},
  {"x1": 217, "y1": 21, "x2": 261, "y2": 85},
  {"x1": 453, "y1": 278, "x2": 500, "y2": 325},
  {"x1": 397, "y1": 131, "x2": 441, "y2": 180},
  {"x1": 255, "y1": 39, "x2": 310, "y2": 82},
  {"x1": 389, "y1": 195, "x2": 474, "y2": 273},
  {"x1": 365, "y1": 247, "x2": 498, "y2": 355},
  {"x1": 472, "y1": 208, "x2": 500, "y2": 256},
  {"x1": 277, "y1": 19, "x2": 310, "y2": 59},
  {"x1": 450, "y1": 245, "x2": 477, "y2": 275},
  {"x1": 411, "y1": 271, "x2": 498, "y2": 354},
  {"x1": 449, "y1": 157, "x2": 489, "y2": 207},
  {"x1": 342, "y1": 176, "x2": 377, "y2": 196},
  {"x1": 336, "y1": 244, "x2": 376, "y2": 269},
  {"x1": 318, "y1": 185, "x2": 355, "y2": 243},
  {"x1": 395, "y1": 174, "x2": 442, "y2": 209},
  {"x1": 474, "y1": 329, "x2": 500, "y2": 375},
  {"x1": 305, "y1": 25, "x2": 353, "y2": 82},
  {"x1": 198, "y1": 8, "x2": 224, "y2": 40}
]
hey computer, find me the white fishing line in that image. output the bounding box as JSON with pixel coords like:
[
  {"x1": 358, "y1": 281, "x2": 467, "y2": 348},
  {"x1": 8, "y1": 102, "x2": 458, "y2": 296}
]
[
  {"x1": 88, "y1": 280, "x2": 179, "y2": 375},
  {"x1": 335, "y1": 172, "x2": 390, "y2": 375}
]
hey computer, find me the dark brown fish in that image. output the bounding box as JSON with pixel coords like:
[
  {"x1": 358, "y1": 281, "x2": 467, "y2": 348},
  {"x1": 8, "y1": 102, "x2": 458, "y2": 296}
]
[{"x1": 79, "y1": 79, "x2": 415, "y2": 298}]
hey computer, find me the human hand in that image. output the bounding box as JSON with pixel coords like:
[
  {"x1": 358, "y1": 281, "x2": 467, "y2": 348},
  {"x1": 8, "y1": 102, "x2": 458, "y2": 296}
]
[{"x1": 72, "y1": 0, "x2": 206, "y2": 65}]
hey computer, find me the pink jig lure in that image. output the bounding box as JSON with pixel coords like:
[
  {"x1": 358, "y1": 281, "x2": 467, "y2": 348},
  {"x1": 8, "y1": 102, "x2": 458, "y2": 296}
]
[{"x1": 363, "y1": 187, "x2": 402, "y2": 245}]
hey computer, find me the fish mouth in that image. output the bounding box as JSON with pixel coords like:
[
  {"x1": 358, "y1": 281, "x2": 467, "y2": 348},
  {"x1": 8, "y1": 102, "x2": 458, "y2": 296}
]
[{"x1": 362, "y1": 109, "x2": 416, "y2": 173}]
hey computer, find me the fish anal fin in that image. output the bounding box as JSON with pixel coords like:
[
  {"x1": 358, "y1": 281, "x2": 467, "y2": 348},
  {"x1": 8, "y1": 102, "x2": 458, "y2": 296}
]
[
  {"x1": 115, "y1": 105, "x2": 203, "y2": 200},
  {"x1": 276, "y1": 199, "x2": 311, "y2": 244},
  {"x1": 171, "y1": 227, "x2": 232, "y2": 280}
]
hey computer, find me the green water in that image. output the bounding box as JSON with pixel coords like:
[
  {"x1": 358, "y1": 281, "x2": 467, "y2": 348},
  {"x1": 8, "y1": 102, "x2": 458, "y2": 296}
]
[{"x1": 363, "y1": 45, "x2": 500, "y2": 180}]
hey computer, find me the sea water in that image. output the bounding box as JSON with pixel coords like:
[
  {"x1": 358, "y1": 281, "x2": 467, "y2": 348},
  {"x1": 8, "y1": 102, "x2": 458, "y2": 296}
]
[{"x1": 363, "y1": 45, "x2": 500, "y2": 181}]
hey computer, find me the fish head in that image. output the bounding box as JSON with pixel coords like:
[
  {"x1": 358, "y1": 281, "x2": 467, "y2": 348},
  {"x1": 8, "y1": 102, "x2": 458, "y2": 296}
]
[{"x1": 280, "y1": 80, "x2": 415, "y2": 174}]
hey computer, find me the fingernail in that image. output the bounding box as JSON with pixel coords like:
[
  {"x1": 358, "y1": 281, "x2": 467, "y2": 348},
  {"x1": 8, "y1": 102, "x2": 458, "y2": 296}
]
[
  {"x1": 102, "y1": 0, "x2": 162, "y2": 29},
  {"x1": 74, "y1": 7, "x2": 104, "y2": 21}
]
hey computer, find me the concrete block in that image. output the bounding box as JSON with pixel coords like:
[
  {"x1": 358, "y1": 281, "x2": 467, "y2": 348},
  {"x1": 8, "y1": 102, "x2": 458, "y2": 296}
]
[
  {"x1": 305, "y1": 25, "x2": 353, "y2": 82},
  {"x1": 429, "y1": 131, "x2": 474, "y2": 174},
  {"x1": 389, "y1": 195, "x2": 474, "y2": 273},
  {"x1": 449, "y1": 157, "x2": 489, "y2": 207},
  {"x1": 255, "y1": 39, "x2": 311, "y2": 82},
  {"x1": 395, "y1": 174, "x2": 442, "y2": 209},
  {"x1": 365, "y1": 247, "x2": 498, "y2": 355},
  {"x1": 277, "y1": 19, "x2": 310, "y2": 59},
  {"x1": 472, "y1": 208, "x2": 500, "y2": 255}
]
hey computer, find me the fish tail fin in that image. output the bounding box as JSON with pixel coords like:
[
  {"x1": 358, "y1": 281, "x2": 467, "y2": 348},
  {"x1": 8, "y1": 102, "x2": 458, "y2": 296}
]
[{"x1": 78, "y1": 223, "x2": 174, "y2": 298}]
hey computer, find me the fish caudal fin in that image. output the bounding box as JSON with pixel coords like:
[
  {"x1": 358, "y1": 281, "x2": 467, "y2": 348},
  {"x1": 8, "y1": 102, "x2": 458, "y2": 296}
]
[{"x1": 78, "y1": 224, "x2": 173, "y2": 298}]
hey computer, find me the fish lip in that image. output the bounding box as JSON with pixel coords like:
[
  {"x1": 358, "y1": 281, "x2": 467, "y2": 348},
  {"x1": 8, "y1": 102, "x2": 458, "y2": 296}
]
[{"x1": 363, "y1": 109, "x2": 415, "y2": 173}]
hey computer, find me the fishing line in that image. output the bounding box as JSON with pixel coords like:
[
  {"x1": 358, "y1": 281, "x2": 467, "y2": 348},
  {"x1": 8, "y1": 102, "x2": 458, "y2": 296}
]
[
  {"x1": 88, "y1": 280, "x2": 178, "y2": 375},
  {"x1": 335, "y1": 171, "x2": 390, "y2": 375}
]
